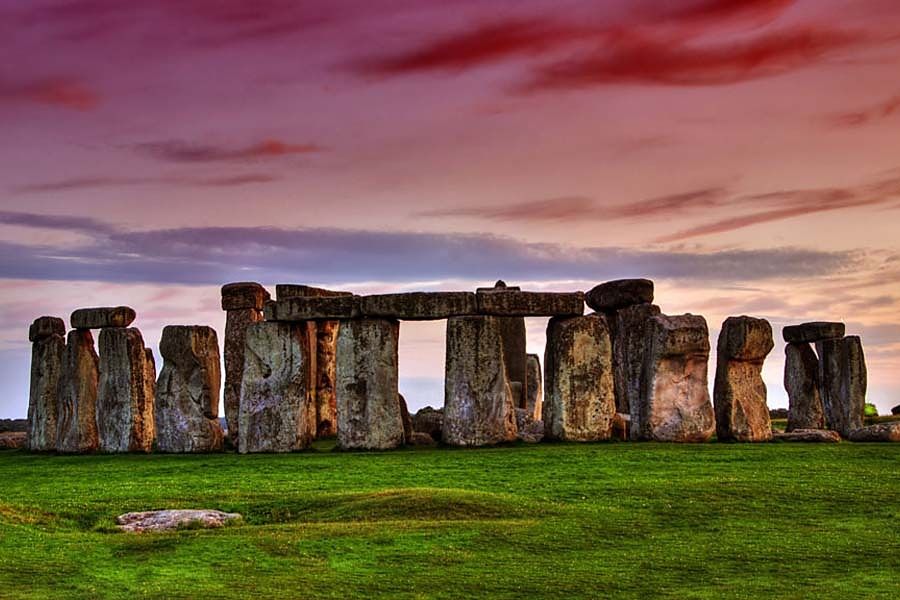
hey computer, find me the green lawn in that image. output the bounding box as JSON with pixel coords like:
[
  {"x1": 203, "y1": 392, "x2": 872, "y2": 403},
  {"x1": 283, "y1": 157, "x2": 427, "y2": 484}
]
[{"x1": 1, "y1": 442, "x2": 898, "y2": 599}]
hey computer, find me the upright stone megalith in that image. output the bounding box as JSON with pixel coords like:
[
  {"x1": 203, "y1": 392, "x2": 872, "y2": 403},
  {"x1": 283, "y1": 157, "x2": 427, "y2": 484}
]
[
  {"x1": 443, "y1": 316, "x2": 518, "y2": 446},
  {"x1": 239, "y1": 321, "x2": 315, "y2": 453},
  {"x1": 713, "y1": 316, "x2": 774, "y2": 442},
  {"x1": 336, "y1": 319, "x2": 404, "y2": 450},
  {"x1": 56, "y1": 329, "x2": 100, "y2": 453},
  {"x1": 221, "y1": 282, "x2": 269, "y2": 448},
  {"x1": 525, "y1": 353, "x2": 542, "y2": 421},
  {"x1": 97, "y1": 327, "x2": 155, "y2": 452},
  {"x1": 784, "y1": 342, "x2": 824, "y2": 431},
  {"x1": 635, "y1": 314, "x2": 714, "y2": 442},
  {"x1": 27, "y1": 316, "x2": 65, "y2": 451},
  {"x1": 817, "y1": 336, "x2": 867, "y2": 438},
  {"x1": 477, "y1": 282, "x2": 527, "y2": 408},
  {"x1": 543, "y1": 314, "x2": 616, "y2": 441},
  {"x1": 154, "y1": 326, "x2": 224, "y2": 453}
]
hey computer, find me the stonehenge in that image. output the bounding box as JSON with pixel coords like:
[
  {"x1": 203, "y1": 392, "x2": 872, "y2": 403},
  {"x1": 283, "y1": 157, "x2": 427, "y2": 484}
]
[
  {"x1": 713, "y1": 316, "x2": 774, "y2": 442},
  {"x1": 154, "y1": 326, "x2": 224, "y2": 453},
  {"x1": 24, "y1": 278, "x2": 886, "y2": 455}
]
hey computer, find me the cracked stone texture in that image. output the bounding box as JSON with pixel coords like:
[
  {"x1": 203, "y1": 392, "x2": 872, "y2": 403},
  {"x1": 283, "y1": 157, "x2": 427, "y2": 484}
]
[
  {"x1": 543, "y1": 314, "x2": 616, "y2": 441},
  {"x1": 70, "y1": 306, "x2": 136, "y2": 330},
  {"x1": 116, "y1": 510, "x2": 242, "y2": 533},
  {"x1": 223, "y1": 307, "x2": 263, "y2": 448},
  {"x1": 56, "y1": 329, "x2": 99, "y2": 453},
  {"x1": 784, "y1": 342, "x2": 825, "y2": 431},
  {"x1": 154, "y1": 326, "x2": 224, "y2": 453},
  {"x1": 817, "y1": 336, "x2": 867, "y2": 438},
  {"x1": 443, "y1": 316, "x2": 518, "y2": 446},
  {"x1": 28, "y1": 332, "x2": 65, "y2": 451},
  {"x1": 239, "y1": 321, "x2": 315, "y2": 453},
  {"x1": 336, "y1": 319, "x2": 404, "y2": 450},
  {"x1": 97, "y1": 328, "x2": 155, "y2": 453},
  {"x1": 609, "y1": 303, "x2": 661, "y2": 415},
  {"x1": 315, "y1": 320, "x2": 339, "y2": 438}
]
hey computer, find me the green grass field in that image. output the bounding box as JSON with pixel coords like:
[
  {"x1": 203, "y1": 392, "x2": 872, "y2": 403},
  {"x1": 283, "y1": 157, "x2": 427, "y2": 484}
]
[{"x1": 1, "y1": 441, "x2": 898, "y2": 599}]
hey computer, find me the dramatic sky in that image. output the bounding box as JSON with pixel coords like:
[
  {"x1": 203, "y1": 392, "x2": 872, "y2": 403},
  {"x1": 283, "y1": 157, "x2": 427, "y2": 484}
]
[{"x1": 2, "y1": 0, "x2": 900, "y2": 417}]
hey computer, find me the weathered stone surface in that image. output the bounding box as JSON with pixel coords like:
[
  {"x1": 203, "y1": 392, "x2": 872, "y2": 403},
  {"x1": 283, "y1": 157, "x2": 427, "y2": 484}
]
[
  {"x1": 609, "y1": 303, "x2": 661, "y2": 414},
  {"x1": 56, "y1": 329, "x2": 99, "y2": 453},
  {"x1": 361, "y1": 292, "x2": 477, "y2": 320},
  {"x1": 275, "y1": 284, "x2": 352, "y2": 300},
  {"x1": 97, "y1": 328, "x2": 155, "y2": 453},
  {"x1": 413, "y1": 407, "x2": 443, "y2": 441},
  {"x1": 543, "y1": 314, "x2": 616, "y2": 441},
  {"x1": 0, "y1": 432, "x2": 27, "y2": 449},
  {"x1": 498, "y1": 317, "x2": 527, "y2": 407},
  {"x1": 116, "y1": 509, "x2": 242, "y2": 533},
  {"x1": 444, "y1": 316, "x2": 518, "y2": 446},
  {"x1": 893, "y1": 404, "x2": 900, "y2": 416},
  {"x1": 714, "y1": 316, "x2": 774, "y2": 442},
  {"x1": 154, "y1": 326, "x2": 224, "y2": 453},
  {"x1": 585, "y1": 279, "x2": 654, "y2": 312},
  {"x1": 70, "y1": 306, "x2": 136, "y2": 330},
  {"x1": 223, "y1": 307, "x2": 263, "y2": 448},
  {"x1": 476, "y1": 280, "x2": 520, "y2": 293},
  {"x1": 29, "y1": 316, "x2": 65, "y2": 342},
  {"x1": 315, "y1": 320, "x2": 339, "y2": 437},
  {"x1": 399, "y1": 393, "x2": 413, "y2": 443},
  {"x1": 265, "y1": 296, "x2": 361, "y2": 321},
  {"x1": 476, "y1": 290, "x2": 584, "y2": 317},
  {"x1": 27, "y1": 333, "x2": 64, "y2": 451},
  {"x1": 612, "y1": 413, "x2": 630, "y2": 441},
  {"x1": 634, "y1": 314, "x2": 714, "y2": 442},
  {"x1": 515, "y1": 408, "x2": 544, "y2": 443},
  {"x1": 525, "y1": 354, "x2": 542, "y2": 421},
  {"x1": 239, "y1": 321, "x2": 315, "y2": 453},
  {"x1": 772, "y1": 429, "x2": 841, "y2": 443},
  {"x1": 336, "y1": 319, "x2": 403, "y2": 450},
  {"x1": 784, "y1": 342, "x2": 825, "y2": 431},
  {"x1": 221, "y1": 282, "x2": 270, "y2": 311},
  {"x1": 782, "y1": 321, "x2": 845, "y2": 344},
  {"x1": 301, "y1": 321, "x2": 319, "y2": 442},
  {"x1": 817, "y1": 336, "x2": 867, "y2": 437},
  {"x1": 847, "y1": 422, "x2": 900, "y2": 442},
  {"x1": 408, "y1": 432, "x2": 436, "y2": 446}
]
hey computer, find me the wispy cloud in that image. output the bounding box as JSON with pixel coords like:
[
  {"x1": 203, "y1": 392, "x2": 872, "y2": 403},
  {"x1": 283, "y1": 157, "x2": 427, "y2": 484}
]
[
  {"x1": 134, "y1": 139, "x2": 324, "y2": 163},
  {"x1": 0, "y1": 76, "x2": 99, "y2": 110},
  {"x1": 826, "y1": 93, "x2": 900, "y2": 127},
  {"x1": 12, "y1": 173, "x2": 280, "y2": 194}
]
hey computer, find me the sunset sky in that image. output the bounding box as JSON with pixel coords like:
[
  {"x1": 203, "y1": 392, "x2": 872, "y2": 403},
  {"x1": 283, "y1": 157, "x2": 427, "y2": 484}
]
[{"x1": 2, "y1": 0, "x2": 900, "y2": 418}]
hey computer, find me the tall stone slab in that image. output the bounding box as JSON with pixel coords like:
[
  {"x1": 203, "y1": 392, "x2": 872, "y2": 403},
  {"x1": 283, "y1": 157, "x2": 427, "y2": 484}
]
[
  {"x1": 713, "y1": 316, "x2": 774, "y2": 442},
  {"x1": 543, "y1": 314, "x2": 616, "y2": 441},
  {"x1": 97, "y1": 328, "x2": 155, "y2": 452},
  {"x1": 443, "y1": 316, "x2": 518, "y2": 446},
  {"x1": 817, "y1": 336, "x2": 866, "y2": 438},
  {"x1": 476, "y1": 282, "x2": 527, "y2": 407},
  {"x1": 239, "y1": 321, "x2": 315, "y2": 453},
  {"x1": 27, "y1": 317, "x2": 65, "y2": 451},
  {"x1": 525, "y1": 353, "x2": 542, "y2": 421},
  {"x1": 609, "y1": 303, "x2": 661, "y2": 415},
  {"x1": 635, "y1": 314, "x2": 714, "y2": 442},
  {"x1": 784, "y1": 342, "x2": 825, "y2": 431},
  {"x1": 336, "y1": 319, "x2": 404, "y2": 450},
  {"x1": 315, "y1": 320, "x2": 339, "y2": 437},
  {"x1": 154, "y1": 326, "x2": 224, "y2": 453},
  {"x1": 221, "y1": 282, "x2": 269, "y2": 448},
  {"x1": 56, "y1": 329, "x2": 100, "y2": 453}
]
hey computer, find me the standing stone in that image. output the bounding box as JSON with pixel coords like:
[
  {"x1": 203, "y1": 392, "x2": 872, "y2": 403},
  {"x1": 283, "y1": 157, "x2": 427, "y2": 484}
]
[
  {"x1": 154, "y1": 326, "x2": 224, "y2": 453},
  {"x1": 477, "y1": 282, "x2": 527, "y2": 407},
  {"x1": 97, "y1": 328, "x2": 155, "y2": 452},
  {"x1": 399, "y1": 393, "x2": 413, "y2": 443},
  {"x1": 713, "y1": 316, "x2": 774, "y2": 442},
  {"x1": 543, "y1": 314, "x2": 616, "y2": 441},
  {"x1": 239, "y1": 321, "x2": 315, "y2": 453},
  {"x1": 609, "y1": 303, "x2": 661, "y2": 414},
  {"x1": 222, "y1": 282, "x2": 269, "y2": 448},
  {"x1": 56, "y1": 329, "x2": 100, "y2": 453},
  {"x1": 817, "y1": 336, "x2": 867, "y2": 438},
  {"x1": 635, "y1": 314, "x2": 714, "y2": 442},
  {"x1": 443, "y1": 316, "x2": 518, "y2": 446},
  {"x1": 336, "y1": 319, "x2": 404, "y2": 450},
  {"x1": 785, "y1": 342, "x2": 825, "y2": 431},
  {"x1": 525, "y1": 354, "x2": 542, "y2": 421},
  {"x1": 27, "y1": 317, "x2": 65, "y2": 451}
]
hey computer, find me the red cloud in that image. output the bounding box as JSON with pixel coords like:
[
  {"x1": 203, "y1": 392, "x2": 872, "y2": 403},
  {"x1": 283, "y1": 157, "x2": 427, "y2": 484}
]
[
  {"x1": 645, "y1": 0, "x2": 796, "y2": 28},
  {"x1": 135, "y1": 139, "x2": 323, "y2": 163},
  {"x1": 827, "y1": 94, "x2": 900, "y2": 128},
  {"x1": 0, "y1": 77, "x2": 99, "y2": 110}
]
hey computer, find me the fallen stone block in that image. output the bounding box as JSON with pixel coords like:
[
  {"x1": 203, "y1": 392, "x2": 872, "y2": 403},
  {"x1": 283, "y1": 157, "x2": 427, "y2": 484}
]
[
  {"x1": 847, "y1": 422, "x2": 900, "y2": 442},
  {"x1": 784, "y1": 342, "x2": 825, "y2": 431},
  {"x1": 413, "y1": 407, "x2": 443, "y2": 441},
  {"x1": 56, "y1": 329, "x2": 100, "y2": 453},
  {"x1": 782, "y1": 321, "x2": 845, "y2": 344},
  {"x1": 336, "y1": 319, "x2": 404, "y2": 450},
  {"x1": 476, "y1": 290, "x2": 584, "y2": 317},
  {"x1": 634, "y1": 314, "x2": 714, "y2": 442},
  {"x1": 771, "y1": 429, "x2": 841, "y2": 443},
  {"x1": 221, "y1": 282, "x2": 270, "y2": 311},
  {"x1": 515, "y1": 408, "x2": 544, "y2": 443},
  {"x1": 714, "y1": 316, "x2": 774, "y2": 442},
  {"x1": 155, "y1": 326, "x2": 224, "y2": 453},
  {"x1": 361, "y1": 292, "x2": 477, "y2": 320},
  {"x1": 543, "y1": 314, "x2": 616, "y2": 441},
  {"x1": 408, "y1": 432, "x2": 436, "y2": 446},
  {"x1": 443, "y1": 316, "x2": 518, "y2": 446},
  {"x1": 585, "y1": 279, "x2": 654, "y2": 312},
  {"x1": 28, "y1": 316, "x2": 65, "y2": 342},
  {"x1": 264, "y1": 295, "x2": 361, "y2": 321},
  {"x1": 70, "y1": 306, "x2": 136, "y2": 330},
  {"x1": 97, "y1": 327, "x2": 155, "y2": 452},
  {"x1": 116, "y1": 510, "x2": 242, "y2": 533}
]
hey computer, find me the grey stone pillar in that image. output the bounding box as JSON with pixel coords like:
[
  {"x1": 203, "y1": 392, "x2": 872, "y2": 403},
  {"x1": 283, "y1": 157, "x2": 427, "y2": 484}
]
[
  {"x1": 97, "y1": 327, "x2": 156, "y2": 452},
  {"x1": 525, "y1": 353, "x2": 542, "y2": 421},
  {"x1": 784, "y1": 342, "x2": 825, "y2": 431},
  {"x1": 56, "y1": 329, "x2": 100, "y2": 453},
  {"x1": 817, "y1": 336, "x2": 866, "y2": 438},
  {"x1": 27, "y1": 316, "x2": 66, "y2": 451}
]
